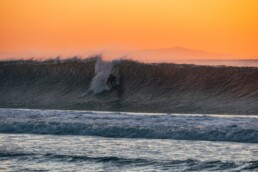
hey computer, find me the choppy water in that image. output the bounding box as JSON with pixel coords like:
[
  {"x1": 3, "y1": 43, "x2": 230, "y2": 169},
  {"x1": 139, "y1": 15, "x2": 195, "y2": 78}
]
[{"x1": 0, "y1": 109, "x2": 258, "y2": 171}]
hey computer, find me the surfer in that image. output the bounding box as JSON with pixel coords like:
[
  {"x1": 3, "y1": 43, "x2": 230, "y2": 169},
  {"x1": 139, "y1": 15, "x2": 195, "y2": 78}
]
[{"x1": 106, "y1": 74, "x2": 117, "y2": 87}]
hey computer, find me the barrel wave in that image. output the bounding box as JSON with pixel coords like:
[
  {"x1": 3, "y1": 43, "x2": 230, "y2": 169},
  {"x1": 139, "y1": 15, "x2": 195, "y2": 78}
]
[{"x1": 0, "y1": 57, "x2": 257, "y2": 114}]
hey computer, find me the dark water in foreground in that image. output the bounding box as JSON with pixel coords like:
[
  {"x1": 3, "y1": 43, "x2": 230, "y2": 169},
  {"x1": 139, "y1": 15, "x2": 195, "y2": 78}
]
[{"x1": 0, "y1": 108, "x2": 258, "y2": 171}]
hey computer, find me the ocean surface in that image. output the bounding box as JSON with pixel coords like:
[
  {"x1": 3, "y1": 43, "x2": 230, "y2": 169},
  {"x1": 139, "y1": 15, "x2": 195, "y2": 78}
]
[
  {"x1": 0, "y1": 108, "x2": 258, "y2": 171},
  {"x1": 0, "y1": 58, "x2": 257, "y2": 171}
]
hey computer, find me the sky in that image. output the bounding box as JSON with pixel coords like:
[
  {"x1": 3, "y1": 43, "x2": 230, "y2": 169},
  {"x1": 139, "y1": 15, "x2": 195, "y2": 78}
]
[{"x1": 0, "y1": 0, "x2": 258, "y2": 61}]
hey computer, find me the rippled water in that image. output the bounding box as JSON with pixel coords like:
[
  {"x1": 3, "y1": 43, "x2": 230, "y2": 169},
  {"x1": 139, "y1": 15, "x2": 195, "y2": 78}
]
[
  {"x1": 1, "y1": 134, "x2": 258, "y2": 171},
  {"x1": 0, "y1": 109, "x2": 258, "y2": 171}
]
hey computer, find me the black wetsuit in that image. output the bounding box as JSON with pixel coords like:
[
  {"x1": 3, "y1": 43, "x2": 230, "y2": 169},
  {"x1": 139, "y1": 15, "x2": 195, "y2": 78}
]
[{"x1": 106, "y1": 74, "x2": 116, "y2": 87}]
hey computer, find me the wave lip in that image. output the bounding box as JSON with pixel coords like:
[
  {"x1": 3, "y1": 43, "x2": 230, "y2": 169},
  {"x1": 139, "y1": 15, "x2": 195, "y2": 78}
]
[{"x1": 1, "y1": 109, "x2": 258, "y2": 143}]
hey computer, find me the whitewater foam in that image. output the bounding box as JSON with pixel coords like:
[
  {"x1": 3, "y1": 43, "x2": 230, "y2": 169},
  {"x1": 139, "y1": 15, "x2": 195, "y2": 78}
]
[
  {"x1": 1, "y1": 133, "x2": 258, "y2": 171},
  {"x1": 0, "y1": 108, "x2": 258, "y2": 143}
]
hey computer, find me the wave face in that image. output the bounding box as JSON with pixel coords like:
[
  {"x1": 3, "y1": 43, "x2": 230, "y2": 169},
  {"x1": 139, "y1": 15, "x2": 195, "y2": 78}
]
[
  {"x1": 1, "y1": 109, "x2": 258, "y2": 143},
  {"x1": 0, "y1": 57, "x2": 258, "y2": 114}
]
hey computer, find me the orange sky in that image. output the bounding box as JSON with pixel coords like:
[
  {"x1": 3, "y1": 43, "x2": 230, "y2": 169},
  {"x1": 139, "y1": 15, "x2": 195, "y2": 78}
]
[{"x1": 0, "y1": 0, "x2": 258, "y2": 61}]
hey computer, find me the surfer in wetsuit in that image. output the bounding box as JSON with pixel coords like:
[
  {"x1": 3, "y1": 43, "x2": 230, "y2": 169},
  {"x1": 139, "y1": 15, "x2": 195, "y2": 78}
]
[{"x1": 106, "y1": 74, "x2": 116, "y2": 87}]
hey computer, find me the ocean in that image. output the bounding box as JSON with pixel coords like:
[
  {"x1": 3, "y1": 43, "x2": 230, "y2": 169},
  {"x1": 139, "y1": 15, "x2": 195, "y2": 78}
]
[
  {"x1": 0, "y1": 108, "x2": 258, "y2": 171},
  {"x1": 0, "y1": 58, "x2": 258, "y2": 115},
  {"x1": 0, "y1": 58, "x2": 258, "y2": 171}
]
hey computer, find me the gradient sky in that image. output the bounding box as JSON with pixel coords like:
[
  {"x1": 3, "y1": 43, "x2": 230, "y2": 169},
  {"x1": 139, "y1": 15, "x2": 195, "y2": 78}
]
[{"x1": 1, "y1": 0, "x2": 258, "y2": 60}]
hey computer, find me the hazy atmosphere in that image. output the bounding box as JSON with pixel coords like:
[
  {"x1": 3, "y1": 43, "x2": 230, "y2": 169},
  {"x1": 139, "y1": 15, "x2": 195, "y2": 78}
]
[
  {"x1": 1, "y1": 0, "x2": 258, "y2": 61},
  {"x1": 1, "y1": 1, "x2": 258, "y2": 171}
]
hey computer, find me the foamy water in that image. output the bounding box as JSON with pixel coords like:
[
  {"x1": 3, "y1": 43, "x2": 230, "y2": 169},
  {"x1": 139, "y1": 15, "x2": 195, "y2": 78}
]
[{"x1": 0, "y1": 108, "x2": 258, "y2": 171}]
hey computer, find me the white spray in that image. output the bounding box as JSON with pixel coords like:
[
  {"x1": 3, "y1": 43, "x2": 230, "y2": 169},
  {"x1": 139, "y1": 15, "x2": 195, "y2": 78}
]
[{"x1": 89, "y1": 58, "x2": 115, "y2": 94}]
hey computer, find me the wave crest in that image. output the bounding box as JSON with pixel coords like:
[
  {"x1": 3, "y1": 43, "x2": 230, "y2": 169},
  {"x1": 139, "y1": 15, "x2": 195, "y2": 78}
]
[{"x1": 0, "y1": 57, "x2": 257, "y2": 114}]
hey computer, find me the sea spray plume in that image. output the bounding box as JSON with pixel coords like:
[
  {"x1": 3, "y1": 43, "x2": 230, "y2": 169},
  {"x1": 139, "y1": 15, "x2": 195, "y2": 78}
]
[{"x1": 89, "y1": 57, "x2": 114, "y2": 94}]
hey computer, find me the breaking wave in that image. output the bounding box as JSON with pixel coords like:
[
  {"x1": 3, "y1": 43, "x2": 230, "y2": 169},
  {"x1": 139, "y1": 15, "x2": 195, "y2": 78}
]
[
  {"x1": 0, "y1": 109, "x2": 258, "y2": 143},
  {"x1": 0, "y1": 57, "x2": 257, "y2": 114}
]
